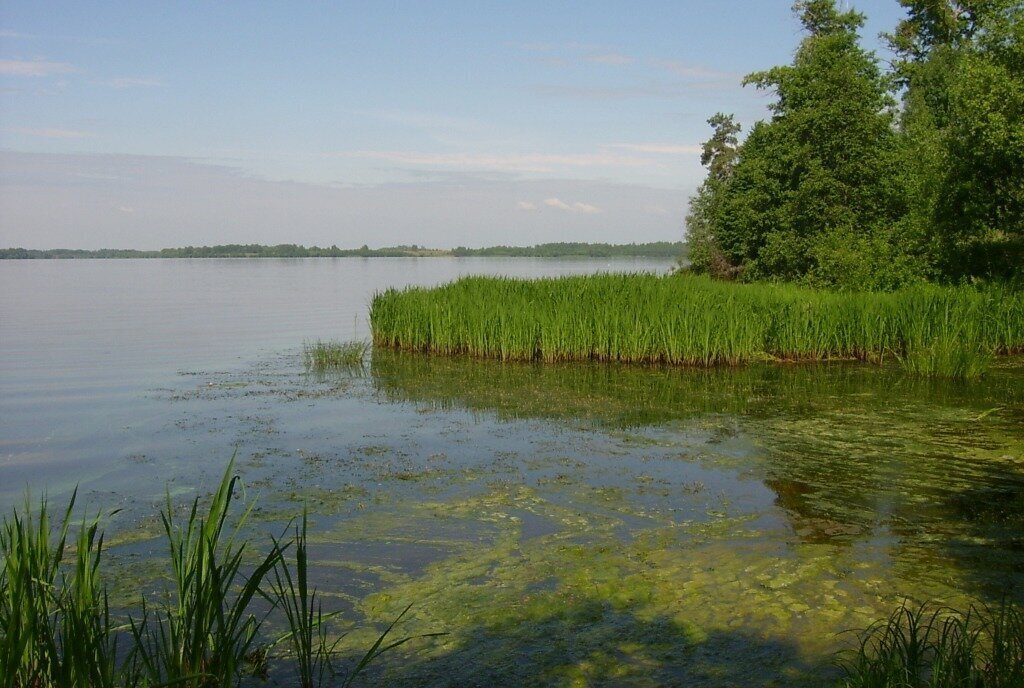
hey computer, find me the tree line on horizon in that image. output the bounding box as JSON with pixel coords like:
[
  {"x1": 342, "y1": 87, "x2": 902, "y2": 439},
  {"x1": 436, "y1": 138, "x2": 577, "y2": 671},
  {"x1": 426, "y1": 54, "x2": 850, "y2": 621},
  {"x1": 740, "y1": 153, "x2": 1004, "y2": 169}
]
[
  {"x1": 0, "y1": 241, "x2": 686, "y2": 260},
  {"x1": 686, "y1": 0, "x2": 1023, "y2": 290}
]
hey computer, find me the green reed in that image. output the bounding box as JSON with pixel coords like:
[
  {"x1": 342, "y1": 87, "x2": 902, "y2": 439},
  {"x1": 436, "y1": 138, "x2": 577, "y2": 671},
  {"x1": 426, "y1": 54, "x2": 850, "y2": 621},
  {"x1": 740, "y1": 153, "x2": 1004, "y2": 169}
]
[
  {"x1": 268, "y1": 509, "x2": 342, "y2": 688},
  {"x1": 0, "y1": 461, "x2": 415, "y2": 688},
  {"x1": 130, "y1": 462, "x2": 280, "y2": 687},
  {"x1": 303, "y1": 340, "x2": 369, "y2": 370},
  {"x1": 370, "y1": 274, "x2": 1024, "y2": 378},
  {"x1": 0, "y1": 490, "x2": 122, "y2": 688},
  {"x1": 839, "y1": 600, "x2": 1024, "y2": 687}
]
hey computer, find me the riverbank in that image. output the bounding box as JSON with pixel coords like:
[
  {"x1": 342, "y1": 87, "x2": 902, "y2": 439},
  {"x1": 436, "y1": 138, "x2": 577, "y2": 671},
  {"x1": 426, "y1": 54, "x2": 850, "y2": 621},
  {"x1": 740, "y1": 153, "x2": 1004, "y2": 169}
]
[{"x1": 370, "y1": 274, "x2": 1024, "y2": 378}]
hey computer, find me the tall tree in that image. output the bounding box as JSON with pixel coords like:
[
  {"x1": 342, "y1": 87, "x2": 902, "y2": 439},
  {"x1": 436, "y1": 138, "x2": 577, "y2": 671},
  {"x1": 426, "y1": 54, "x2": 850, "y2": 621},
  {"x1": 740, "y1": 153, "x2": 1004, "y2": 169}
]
[
  {"x1": 689, "y1": 0, "x2": 917, "y2": 288},
  {"x1": 685, "y1": 114, "x2": 741, "y2": 277},
  {"x1": 891, "y1": 0, "x2": 1023, "y2": 279}
]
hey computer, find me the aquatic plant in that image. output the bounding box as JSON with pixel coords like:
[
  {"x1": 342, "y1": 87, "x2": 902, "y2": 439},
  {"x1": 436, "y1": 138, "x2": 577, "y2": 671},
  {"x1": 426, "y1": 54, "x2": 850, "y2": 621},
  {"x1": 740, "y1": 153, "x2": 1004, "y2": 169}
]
[
  {"x1": 0, "y1": 462, "x2": 415, "y2": 688},
  {"x1": 304, "y1": 339, "x2": 369, "y2": 370},
  {"x1": 839, "y1": 600, "x2": 1024, "y2": 687},
  {"x1": 129, "y1": 463, "x2": 280, "y2": 687},
  {"x1": 268, "y1": 510, "x2": 339, "y2": 688},
  {"x1": 0, "y1": 491, "x2": 123, "y2": 688},
  {"x1": 370, "y1": 274, "x2": 1024, "y2": 378}
]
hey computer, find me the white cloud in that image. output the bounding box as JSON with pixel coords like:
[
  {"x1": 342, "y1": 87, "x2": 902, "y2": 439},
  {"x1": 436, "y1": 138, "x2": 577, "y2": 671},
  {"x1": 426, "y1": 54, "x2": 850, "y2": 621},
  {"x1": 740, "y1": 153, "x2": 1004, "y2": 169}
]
[
  {"x1": 543, "y1": 197, "x2": 601, "y2": 214},
  {"x1": 117, "y1": 205, "x2": 134, "y2": 213},
  {"x1": 12, "y1": 127, "x2": 95, "y2": 139},
  {"x1": 98, "y1": 77, "x2": 161, "y2": 89},
  {"x1": 586, "y1": 52, "x2": 634, "y2": 65},
  {"x1": 0, "y1": 151, "x2": 685, "y2": 250},
  {"x1": 538, "y1": 56, "x2": 568, "y2": 67},
  {"x1": 343, "y1": 150, "x2": 651, "y2": 174},
  {"x1": 0, "y1": 59, "x2": 77, "y2": 76},
  {"x1": 607, "y1": 143, "x2": 702, "y2": 155},
  {"x1": 516, "y1": 201, "x2": 537, "y2": 210},
  {"x1": 533, "y1": 82, "x2": 707, "y2": 100},
  {"x1": 650, "y1": 59, "x2": 733, "y2": 80}
]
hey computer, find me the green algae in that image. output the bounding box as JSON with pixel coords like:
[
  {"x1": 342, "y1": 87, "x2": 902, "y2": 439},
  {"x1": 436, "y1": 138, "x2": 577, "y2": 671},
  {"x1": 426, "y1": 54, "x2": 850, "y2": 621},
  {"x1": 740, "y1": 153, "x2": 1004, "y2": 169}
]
[
  {"x1": 84, "y1": 348, "x2": 1024, "y2": 686},
  {"x1": 299, "y1": 485, "x2": 900, "y2": 686}
]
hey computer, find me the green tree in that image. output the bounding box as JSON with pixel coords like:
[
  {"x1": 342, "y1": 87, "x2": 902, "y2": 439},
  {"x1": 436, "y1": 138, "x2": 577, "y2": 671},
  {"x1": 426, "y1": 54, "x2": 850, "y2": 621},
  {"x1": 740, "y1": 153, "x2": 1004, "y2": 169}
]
[
  {"x1": 692, "y1": 0, "x2": 920, "y2": 289},
  {"x1": 685, "y1": 114, "x2": 741, "y2": 277},
  {"x1": 892, "y1": 1, "x2": 1023, "y2": 279}
]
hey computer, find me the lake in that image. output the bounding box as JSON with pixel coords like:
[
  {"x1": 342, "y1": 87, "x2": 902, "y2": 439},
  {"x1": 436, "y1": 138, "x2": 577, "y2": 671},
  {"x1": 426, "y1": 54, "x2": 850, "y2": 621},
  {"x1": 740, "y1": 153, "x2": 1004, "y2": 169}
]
[{"x1": 1, "y1": 257, "x2": 1022, "y2": 686}]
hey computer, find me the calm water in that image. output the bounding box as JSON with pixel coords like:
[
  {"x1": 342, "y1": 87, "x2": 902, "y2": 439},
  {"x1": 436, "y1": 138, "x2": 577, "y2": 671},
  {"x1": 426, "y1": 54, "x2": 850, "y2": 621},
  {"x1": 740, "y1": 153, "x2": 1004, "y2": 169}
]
[
  {"x1": 1, "y1": 257, "x2": 1022, "y2": 686},
  {"x1": 0, "y1": 257, "x2": 670, "y2": 507}
]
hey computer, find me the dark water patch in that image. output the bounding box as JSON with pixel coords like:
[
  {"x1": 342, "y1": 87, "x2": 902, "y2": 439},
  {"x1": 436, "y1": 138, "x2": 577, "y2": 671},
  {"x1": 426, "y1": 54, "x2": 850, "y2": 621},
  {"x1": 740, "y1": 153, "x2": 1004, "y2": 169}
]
[
  {"x1": 305, "y1": 541, "x2": 454, "y2": 579},
  {"x1": 354, "y1": 598, "x2": 832, "y2": 687}
]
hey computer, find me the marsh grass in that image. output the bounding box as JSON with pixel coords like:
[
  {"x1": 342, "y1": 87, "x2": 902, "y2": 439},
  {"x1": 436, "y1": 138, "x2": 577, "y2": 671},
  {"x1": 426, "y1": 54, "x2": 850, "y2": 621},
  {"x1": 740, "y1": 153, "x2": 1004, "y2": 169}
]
[
  {"x1": 268, "y1": 509, "x2": 342, "y2": 688},
  {"x1": 304, "y1": 340, "x2": 369, "y2": 370},
  {"x1": 0, "y1": 461, "x2": 417, "y2": 688},
  {"x1": 129, "y1": 464, "x2": 279, "y2": 688},
  {"x1": 840, "y1": 600, "x2": 1024, "y2": 687},
  {"x1": 370, "y1": 274, "x2": 1024, "y2": 378},
  {"x1": 0, "y1": 490, "x2": 123, "y2": 688}
]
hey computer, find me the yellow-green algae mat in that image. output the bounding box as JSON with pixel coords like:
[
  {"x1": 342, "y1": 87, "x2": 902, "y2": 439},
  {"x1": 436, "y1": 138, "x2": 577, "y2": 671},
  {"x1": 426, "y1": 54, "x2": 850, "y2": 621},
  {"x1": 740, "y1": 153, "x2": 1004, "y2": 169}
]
[
  {"x1": 108, "y1": 352, "x2": 1024, "y2": 687},
  {"x1": 310, "y1": 487, "x2": 916, "y2": 686},
  {"x1": 324, "y1": 355, "x2": 1023, "y2": 686}
]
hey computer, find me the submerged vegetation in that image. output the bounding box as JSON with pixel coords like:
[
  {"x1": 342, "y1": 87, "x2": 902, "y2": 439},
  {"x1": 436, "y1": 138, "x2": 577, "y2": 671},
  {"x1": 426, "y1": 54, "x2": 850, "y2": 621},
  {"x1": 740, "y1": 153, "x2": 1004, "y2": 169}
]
[
  {"x1": 304, "y1": 340, "x2": 369, "y2": 370},
  {"x1": 3, "y1": 463, "x2": 1021, "y2": 686},
  {"x1": 370, "y1": 273, "x2": 1024, "y2": 378},
  {"x1": 0, "y1": 462, "x2": 413, "y2": 688}
]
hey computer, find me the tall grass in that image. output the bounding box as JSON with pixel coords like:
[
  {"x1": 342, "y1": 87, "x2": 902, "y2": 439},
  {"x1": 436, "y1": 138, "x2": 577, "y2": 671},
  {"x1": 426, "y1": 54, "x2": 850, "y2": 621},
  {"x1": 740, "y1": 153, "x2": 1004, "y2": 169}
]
[
  {"x1": 269, "y1": 510, "x2": 341, "y2": 688},
  {"x1": 840, "y1": 600, "x2": 1024, "y2": 687},
  {"x1": 370, "y1": 274, "x2": 1024, "y2": 378},
  {"x1": 130, "y1": 465, "x2": 280, "y2": 687},
  {"x1": 303, "y1": 340, "x2": 369, "y2": 370},
  {"x1": 0, "y1": 462, "x2": 417, "y2": 688},
  {"x1": 0, "y1": 490, "x2": 122, "y2": 688}
]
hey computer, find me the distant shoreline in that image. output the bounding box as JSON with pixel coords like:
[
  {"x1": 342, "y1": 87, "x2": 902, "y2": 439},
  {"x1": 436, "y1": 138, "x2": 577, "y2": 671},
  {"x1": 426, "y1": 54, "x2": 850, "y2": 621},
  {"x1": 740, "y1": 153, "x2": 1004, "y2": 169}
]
[{"x1": 0, "y1": 242, "x2": 687, "y2": 260}]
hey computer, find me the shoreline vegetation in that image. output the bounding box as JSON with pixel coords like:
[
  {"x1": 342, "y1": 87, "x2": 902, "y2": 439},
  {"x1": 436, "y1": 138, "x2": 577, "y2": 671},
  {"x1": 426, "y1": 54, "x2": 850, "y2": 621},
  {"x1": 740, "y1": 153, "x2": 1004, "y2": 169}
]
[
  {"x1": 0, "y1": 242, "x2": 686, "y2": 260},
  {"x1": 3, "y1": 462, "x2": 1021, "y2": 687},
  {"x1": 370, "y1": 274, "x2": 1024, "y2": 379},
  {"x1": 0, "y1": 461, "x2": 420, "y2": 688}
]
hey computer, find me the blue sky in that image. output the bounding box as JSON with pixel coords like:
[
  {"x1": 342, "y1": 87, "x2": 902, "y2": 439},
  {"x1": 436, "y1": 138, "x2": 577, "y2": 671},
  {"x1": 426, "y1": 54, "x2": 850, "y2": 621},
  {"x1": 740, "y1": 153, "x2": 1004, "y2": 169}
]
[{"x1": 1, "y1": 1, "x2": 906, "y2": 249}]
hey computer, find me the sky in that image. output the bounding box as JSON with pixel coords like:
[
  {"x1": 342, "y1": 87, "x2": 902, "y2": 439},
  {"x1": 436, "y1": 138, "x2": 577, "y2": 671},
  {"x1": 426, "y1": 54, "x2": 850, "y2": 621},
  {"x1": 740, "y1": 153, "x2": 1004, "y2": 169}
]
[{"x1": 0, "y1": 1, "x2": 906, "y2": 250}]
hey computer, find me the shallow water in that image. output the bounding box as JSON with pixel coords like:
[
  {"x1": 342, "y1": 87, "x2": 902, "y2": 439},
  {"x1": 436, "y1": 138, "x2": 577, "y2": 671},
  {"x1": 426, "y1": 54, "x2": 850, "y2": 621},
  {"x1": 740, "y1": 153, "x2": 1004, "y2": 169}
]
[{"x1": 1, "y1": 257, "x2": 1022, "y2": 686}]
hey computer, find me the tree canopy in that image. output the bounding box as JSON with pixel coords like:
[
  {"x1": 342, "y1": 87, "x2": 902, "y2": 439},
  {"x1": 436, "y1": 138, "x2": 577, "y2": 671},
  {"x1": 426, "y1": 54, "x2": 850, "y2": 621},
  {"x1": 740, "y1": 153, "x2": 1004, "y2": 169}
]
[{"x1": 686, "y1": 0, "x2": 1023, "y2": 289}]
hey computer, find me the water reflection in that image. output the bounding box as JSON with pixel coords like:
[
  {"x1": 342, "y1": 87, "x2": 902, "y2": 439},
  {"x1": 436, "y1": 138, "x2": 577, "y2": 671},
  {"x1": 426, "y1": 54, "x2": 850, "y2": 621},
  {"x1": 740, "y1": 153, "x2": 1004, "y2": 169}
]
[{"x1": 370, "y1": 350, "x2": 1024, "y2": 602}]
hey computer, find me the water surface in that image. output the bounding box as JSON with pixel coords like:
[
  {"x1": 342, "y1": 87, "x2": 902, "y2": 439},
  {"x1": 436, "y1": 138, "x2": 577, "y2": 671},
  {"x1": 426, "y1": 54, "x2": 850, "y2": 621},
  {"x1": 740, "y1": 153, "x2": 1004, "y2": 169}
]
[{"x1": 1, "y1": 257, "x2": 1021, "y2": 686}]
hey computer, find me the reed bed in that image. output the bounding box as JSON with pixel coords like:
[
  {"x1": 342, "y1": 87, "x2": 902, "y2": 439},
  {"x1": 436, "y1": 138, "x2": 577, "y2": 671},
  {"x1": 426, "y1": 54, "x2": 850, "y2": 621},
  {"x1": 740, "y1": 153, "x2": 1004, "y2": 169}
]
[
  {"x1": 370, "y1": 274, "x2": 1024, "y2": 378},
  {"x1": 839, "y1": 600, "x2": 1024, "y2": 687},
  {"x1": 0, "y1": 461, "x2": 413, "y2": 688},
  {"x1": 303, "y1": 340, "x2": 369, "y2": 370}
]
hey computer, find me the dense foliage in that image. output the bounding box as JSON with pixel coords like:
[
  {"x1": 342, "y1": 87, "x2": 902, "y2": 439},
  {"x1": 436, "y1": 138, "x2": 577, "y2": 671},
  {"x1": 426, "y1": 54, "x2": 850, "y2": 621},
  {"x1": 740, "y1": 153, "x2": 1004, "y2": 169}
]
[{"x1": 687, "y1": 0, "x2": 1023, "y2": 289}]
